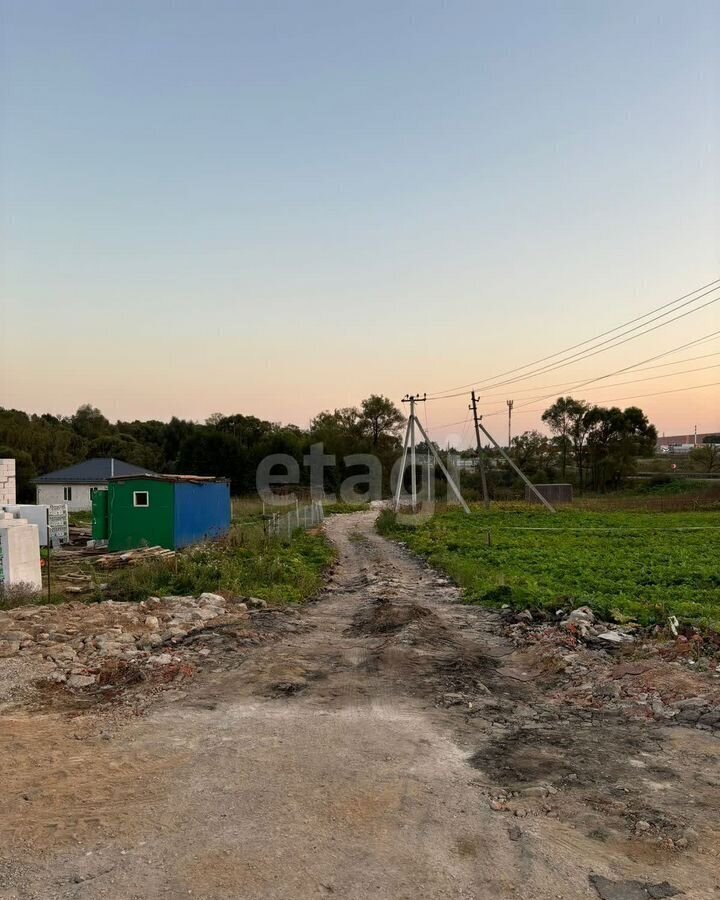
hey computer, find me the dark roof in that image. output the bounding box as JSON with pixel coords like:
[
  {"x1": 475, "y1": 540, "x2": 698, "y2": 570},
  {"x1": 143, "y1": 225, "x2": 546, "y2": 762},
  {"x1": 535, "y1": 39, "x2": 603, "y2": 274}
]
[
  {"x1": 108, "y1": 473, "x2": 228, "y2": 484},
  {"x1": 33, "y1": 458, "x2": 155, "y2": 485}
]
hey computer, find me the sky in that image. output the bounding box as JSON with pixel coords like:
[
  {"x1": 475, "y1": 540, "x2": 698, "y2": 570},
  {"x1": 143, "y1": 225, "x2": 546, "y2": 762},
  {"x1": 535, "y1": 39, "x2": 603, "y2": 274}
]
[{"x1": 1, "y1": 0, "x2": 718, "y2": 447}]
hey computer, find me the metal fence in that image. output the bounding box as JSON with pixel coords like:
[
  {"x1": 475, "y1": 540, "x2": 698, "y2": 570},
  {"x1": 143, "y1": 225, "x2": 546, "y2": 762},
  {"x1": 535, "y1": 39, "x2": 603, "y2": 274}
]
[{"x1": 265, "y1": 500, "x2": 325, "y2": 539}]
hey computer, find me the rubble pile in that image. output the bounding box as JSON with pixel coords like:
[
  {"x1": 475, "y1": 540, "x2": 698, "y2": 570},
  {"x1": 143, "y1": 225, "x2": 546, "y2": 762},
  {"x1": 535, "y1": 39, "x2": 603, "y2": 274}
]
[
  {"x1": 0, "y1": 592, "x2": 270, "y2": 703},
  {"x1": 503, "y1": 605, "x2": 720, "y2": 732}
]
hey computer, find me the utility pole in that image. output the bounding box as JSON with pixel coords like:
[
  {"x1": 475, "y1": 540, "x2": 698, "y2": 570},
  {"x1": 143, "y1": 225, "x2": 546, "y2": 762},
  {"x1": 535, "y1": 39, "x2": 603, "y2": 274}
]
[
  {"x1": 506, "y1": 399, "x2": 514, "y2": 448},
  {"x1": 470, "y1": 391, "x2": 490, "y2": 510},
  {"x1": 409, "y1": 395, "x2": 417, "y2": 507},
  {"x1": 470, "y1": 402, "x2": 556, "y2": 513},
  {"x1": 394, "y1": 394, "x2": 469, "y2": 513}
]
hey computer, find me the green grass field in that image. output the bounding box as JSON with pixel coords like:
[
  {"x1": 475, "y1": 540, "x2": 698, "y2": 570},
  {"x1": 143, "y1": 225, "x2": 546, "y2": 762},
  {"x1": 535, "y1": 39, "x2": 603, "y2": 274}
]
[{"x1": 378, "y1": 504, "x2": 720, "y2": 630}]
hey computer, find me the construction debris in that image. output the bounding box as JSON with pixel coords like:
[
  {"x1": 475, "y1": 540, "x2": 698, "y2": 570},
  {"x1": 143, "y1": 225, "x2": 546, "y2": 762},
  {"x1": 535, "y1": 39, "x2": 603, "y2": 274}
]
[
  {"x1": 94, "y1": 546, "x2": 176, "y2": 570},
  {"x1": 0, "y1": 591, "x2": 292, "y2": 709}
]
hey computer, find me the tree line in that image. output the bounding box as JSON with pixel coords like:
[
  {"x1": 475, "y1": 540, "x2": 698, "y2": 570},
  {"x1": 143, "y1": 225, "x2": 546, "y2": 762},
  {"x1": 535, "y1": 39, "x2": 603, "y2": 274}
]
[
  {"x1": 0, "y1": 396, "x2": 406, "y2": 501},
  {"x1": 0, "y1": 394, "x2": 667, "y2": 502}
]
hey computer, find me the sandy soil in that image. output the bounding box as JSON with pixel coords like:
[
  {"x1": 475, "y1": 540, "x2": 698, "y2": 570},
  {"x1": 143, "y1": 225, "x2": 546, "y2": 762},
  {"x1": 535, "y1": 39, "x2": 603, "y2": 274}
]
[{"x1": 1, "y1": 511, "x2": 719, "y2": 899}]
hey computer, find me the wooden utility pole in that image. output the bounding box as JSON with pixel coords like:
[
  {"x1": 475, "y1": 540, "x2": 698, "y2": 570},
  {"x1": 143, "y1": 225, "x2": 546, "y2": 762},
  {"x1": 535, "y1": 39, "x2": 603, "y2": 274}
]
[
  {"x1": 470, "y1": 401, "x2": 556, "y2": 513},
  {"x1": 469, "y1": 391, "x2": 490, "y2": 510},
  {"x1": 394, "y1": 394, "x2": 469, "y2": 513},
  {"x1": 506, "y1": 399, "x2": 514, "y2": 448}
]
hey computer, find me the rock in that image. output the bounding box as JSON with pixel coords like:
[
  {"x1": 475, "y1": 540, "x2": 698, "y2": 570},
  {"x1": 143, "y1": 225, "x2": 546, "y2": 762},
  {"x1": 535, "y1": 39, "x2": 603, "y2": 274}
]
[
  {"x1": 671, "y1": 696, "x2": 709, "y2": 711},
  {"x1": 651, "y1": 699, "x2": 675, "y2": 720},
  {"x1": 589, "y1": 874, "x2": 681, "y2": 900},
  {"x1": 634, "y1": 820, "x2": 651, "y2": 834},
  {"x1": 47, "y1": 645, "x2": 77, "y2": 661},
  {"x1": 116, "y1": 633, "x2": 137, "y2": 644},
  {"x1": 0, "y1": 641, "x2": 21, "y2": 657},
  {"x1": 195, "y1": 608, "x2": 221, "y2": 621},
  {"x1": 165, "y1": 627, "x2": 188, "y2": 640},
  {"x1": 47, "y1": 671, "x2": 67, "y2": 683},
  {"x1": 565, "y1": 606, "x2": 596, "y2": 625},
  {"x1": 517, "y1": 610, "x2": 533, "y2": 624},
  {"x1": 507, "y1": 824, "x2": 522, "y2": 841},
  {"x1": 144, "y1": 616, "x2": 160, "y2": 630},
  {"x1": 97, "y1": 643, "x2": 125, "y2": 658},
  {"x1": 675, "y1": 707, "x2": 701, "y2": 725},
  {"x1": 596, "y1": 631, "x2": 634, "y2": 644},
  {"x1": 199, "y1": 592, "x2": 225, "y2": 605},
  {"x1": 697, "y1": 710, "x2": 720, "y2": 728},
  {"x1": 150, "y1": 653, "x2": 173, "y2": 665},
  {"x1": 66, "y1": 674, "x2": 97, "y2": 689},
  {"x1": 0, "y1": 631, "x2": 33, "y2": 643},
  {"x1": 489, "y1": 799, "x2": 509, "y2": 811},
  {"x1": 246, "y1": 597, "x2": 268, "y2": 609},
  {"x1": 198, "y1": 648, "x2": 211, "y2": 657}
]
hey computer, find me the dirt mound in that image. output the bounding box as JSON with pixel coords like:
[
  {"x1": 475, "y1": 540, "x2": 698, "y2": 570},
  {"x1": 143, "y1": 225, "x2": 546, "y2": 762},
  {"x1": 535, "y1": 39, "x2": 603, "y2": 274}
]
[{"x1": 349, "y1": 598, "x2": 440, "y2": 636}]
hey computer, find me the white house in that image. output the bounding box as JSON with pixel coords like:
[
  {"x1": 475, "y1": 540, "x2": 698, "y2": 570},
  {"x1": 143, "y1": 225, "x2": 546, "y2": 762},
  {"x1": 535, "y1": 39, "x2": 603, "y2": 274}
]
[{"x1": 33, "y1": 458, "x2": 154, "y2": 511}]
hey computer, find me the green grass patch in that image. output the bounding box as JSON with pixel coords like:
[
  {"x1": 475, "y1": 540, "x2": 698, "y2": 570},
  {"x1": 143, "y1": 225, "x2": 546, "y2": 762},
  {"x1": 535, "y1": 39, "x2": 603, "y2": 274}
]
[
  {"x1": 378, "y1": 505, "x2": 720, "y2": 630},
  {"x1": 323, "y1": 501, "x2": 370, "y2": 515},
  {"x1": 93, "y1": 523, "x2": 335, "y2": 605}
]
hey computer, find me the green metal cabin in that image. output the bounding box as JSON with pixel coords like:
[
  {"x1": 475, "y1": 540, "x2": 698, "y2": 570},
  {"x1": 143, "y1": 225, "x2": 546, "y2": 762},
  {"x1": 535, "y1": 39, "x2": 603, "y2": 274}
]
[{"x1": 92, "y1": 475, "x2": 231, "y2": 551}]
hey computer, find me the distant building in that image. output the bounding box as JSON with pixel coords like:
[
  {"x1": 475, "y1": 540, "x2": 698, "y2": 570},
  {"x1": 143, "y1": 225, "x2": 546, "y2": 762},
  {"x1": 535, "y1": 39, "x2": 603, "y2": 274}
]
[
  {"x1": 656, "y1": 431, "x2": 718, "y2": 451},
  {"x1": 32, "y1": 458, "x2": 154, "y2": 511}
]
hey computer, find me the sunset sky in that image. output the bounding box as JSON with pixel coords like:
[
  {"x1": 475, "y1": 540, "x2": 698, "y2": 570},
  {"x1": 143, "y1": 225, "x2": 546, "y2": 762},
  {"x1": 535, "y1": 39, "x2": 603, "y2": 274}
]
[{"x1": 1, "y1": 0, "x2": 718, "y2": 447}]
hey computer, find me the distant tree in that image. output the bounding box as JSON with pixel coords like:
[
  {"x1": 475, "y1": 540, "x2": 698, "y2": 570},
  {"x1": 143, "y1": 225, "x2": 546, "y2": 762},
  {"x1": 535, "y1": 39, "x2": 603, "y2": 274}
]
[
  {"x1": 71, "y1": 404, "x2": 111, "y2": 441},
  {"x1": 360, "y1": 395, "x2": 405, "y2": 447},
  {"x1": 214, "y1": 414, "x2": 275, "y2": 448},
  {"x1": 178, "y1": 430, "x2": 245, "y2": 489},
  {"x1": 510, "y1": 430, "x2": 556, "y2": 477},
  {"x1": 542, "y1": 398, "x2": 657, "y2": 491},
  {"x1": 690, "y1": 443, "x2": 719, "y2": 472},
  {"x1": 542, "y1": 397, "x2": 589, "y2": 482},
  {"x1": 87, "y1": 434, "x2": 159, "y2": 469},
  {"x1": 583, "y1": 405, "x2": 657, "y2": 491},
  {"x1": 205, "y1": 412, "x2": 224, "y2": 427}
]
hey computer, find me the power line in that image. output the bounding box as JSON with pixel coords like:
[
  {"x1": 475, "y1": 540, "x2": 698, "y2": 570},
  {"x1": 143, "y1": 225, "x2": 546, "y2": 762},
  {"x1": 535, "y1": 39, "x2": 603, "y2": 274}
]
[
  {"x1": 508, "y1": 362, "x2": 720, "y2": 407},
  {"x1": 427, "y1": 277, "x2": 720, "y2": 397},
  {"x1": 438, "y1": 349, "x2": 720, "y2": 402},
  {"x1": 428, "y1": 288, "x2": 720, "y2": 400},
  {"x1": 514, "y1": 330, "x2": 720, "y2": 410},
  {"x1": 497, "y1": 380, "x2": 720, "y2": 417},
  {"x1": 436, "y1": 352, "x2": 720, "y2": 403}
]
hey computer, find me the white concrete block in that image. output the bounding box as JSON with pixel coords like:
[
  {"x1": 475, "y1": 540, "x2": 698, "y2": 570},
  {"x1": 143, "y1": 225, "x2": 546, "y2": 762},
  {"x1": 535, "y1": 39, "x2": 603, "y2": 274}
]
[
  {"x1": 0, "y1": 517, "x2": 42, "y2": 591},
  {"x1": 0, "y1": 459, "x2": 16, "y2": 506}
]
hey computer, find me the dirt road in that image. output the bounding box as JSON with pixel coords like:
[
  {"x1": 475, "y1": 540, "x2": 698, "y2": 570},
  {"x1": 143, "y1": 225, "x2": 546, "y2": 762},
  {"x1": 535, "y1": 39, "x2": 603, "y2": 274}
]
[{"x1": 2, "y1": 512, "x2": 719, "y2": 899}]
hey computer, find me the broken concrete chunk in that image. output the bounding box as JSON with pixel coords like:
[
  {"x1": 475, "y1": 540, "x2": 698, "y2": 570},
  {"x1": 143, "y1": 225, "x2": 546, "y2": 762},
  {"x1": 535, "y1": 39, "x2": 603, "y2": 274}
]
[
  {"x1": 66, "y1": 674, "x2": 97, "y2": 689},
  {"x1": 597, "y1": 631, "x2": 634, "y2": 644}
]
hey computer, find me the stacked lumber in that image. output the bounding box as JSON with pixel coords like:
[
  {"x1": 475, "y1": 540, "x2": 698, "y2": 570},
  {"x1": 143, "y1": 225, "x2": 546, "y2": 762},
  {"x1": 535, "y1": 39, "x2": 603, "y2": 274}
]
[{"x1": 94, "y1": 546, "x2": 176, "y2": 570}]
